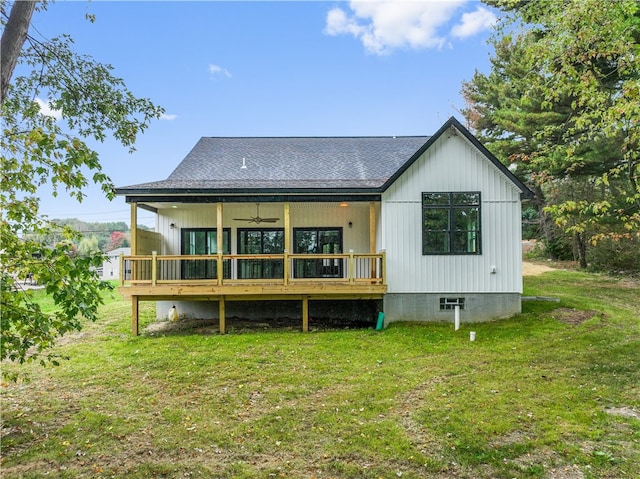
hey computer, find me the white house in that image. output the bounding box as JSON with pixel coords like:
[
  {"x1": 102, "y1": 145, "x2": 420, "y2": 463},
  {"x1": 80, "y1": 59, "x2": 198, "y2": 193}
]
[
  {"x1": 115, "y1": 117, "x2": 533, "y2": 334},
  {"x1": 102, "y1": 247, "x2": 130, "y2": 280}
]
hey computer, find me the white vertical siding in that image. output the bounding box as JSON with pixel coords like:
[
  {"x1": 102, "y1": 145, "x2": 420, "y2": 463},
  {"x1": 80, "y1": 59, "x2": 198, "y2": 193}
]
[{"x1": 382, "y1": 130, "x2": 523, "y2": 294}]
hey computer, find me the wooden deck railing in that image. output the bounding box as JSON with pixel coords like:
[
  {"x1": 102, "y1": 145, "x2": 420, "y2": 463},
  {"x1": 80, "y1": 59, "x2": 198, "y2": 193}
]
[{"x1": 120, "y1": 252, "x2": 386, "y2": 287}]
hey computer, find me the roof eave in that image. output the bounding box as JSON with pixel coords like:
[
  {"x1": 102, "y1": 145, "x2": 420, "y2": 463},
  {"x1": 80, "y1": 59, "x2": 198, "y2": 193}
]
[{"x1": 115, "y1": 186, "x2": 384, "y2": 196}]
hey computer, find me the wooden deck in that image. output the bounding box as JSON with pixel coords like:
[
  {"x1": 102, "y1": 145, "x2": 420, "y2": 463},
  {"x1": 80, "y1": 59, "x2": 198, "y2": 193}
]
[{"x1": 119, "y1": 252, "x2": 386, "y2": 335}]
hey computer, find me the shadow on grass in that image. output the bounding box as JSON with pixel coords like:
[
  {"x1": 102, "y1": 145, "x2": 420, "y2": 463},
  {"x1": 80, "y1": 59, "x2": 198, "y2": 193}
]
[{"x1": 143, "y1": 316, "x2": 378, "y2": 337}]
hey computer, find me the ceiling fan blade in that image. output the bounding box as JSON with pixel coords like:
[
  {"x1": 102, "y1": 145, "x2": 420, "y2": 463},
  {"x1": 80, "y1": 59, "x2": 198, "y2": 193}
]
[{"x1": 233, "y1": 204, "x2": 280, "y2": 224}]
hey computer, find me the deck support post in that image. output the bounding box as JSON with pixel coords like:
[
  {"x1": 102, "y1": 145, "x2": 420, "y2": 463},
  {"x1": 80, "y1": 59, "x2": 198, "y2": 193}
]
[
  {"x1": 369, "y1": 201, "x2": 376, "y2": 279},
  {"x1": 219, "y1": 296, "x2": 226, "y2": 335},
  {"x1": 130, "y1": 202, "x2": 137, "y2": 282},
  {"x1": 217, "y1": 203, "x2": 223, "y2": 285},
  {"x1": 130, "y1": 202, "x2": 138, "y2": 254},
  {"x1": 369, "y1": 201, "x2": 376, "y2": 253},
  {"x1": 302, "y1": 295, "x2": 309, "y2": 332},
  {"x1": 132, "y1": 296, "x2": 139, "y2": 336},
  {"x1": 284, "y1": 202, "x2": 290, "y2": 285}
]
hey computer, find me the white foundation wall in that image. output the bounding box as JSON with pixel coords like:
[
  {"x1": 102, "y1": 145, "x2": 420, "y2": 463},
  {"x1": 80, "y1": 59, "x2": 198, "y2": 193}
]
[{"x1": 383, "y1": 293, "x2": 521, "y2": 325}]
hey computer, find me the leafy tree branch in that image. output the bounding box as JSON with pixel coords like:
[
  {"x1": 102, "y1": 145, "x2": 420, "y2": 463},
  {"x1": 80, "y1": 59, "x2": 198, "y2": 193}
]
[
  {"x1": 1, "y1": 0, "x2": 164, "y2": 375},
  {"x1": 463, "y1": 0, "x2": 639, "y2": 270}
]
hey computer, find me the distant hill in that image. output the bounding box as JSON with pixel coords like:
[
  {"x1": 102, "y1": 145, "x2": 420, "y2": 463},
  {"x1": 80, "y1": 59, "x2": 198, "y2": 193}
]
[{"x1": 45, "y1": 219, "x2": 151, "y2": 253}]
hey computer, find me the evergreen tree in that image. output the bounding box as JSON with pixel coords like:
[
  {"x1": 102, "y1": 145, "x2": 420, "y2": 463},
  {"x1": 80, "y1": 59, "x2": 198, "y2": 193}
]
[{"x1": 463, "y1": 0, "x2": 640, "y2": 269}]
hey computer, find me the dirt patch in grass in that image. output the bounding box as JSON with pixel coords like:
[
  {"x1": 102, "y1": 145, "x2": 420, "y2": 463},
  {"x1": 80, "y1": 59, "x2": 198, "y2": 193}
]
[
  {"x1": 510, "y1": 448, "x2": 585, "y2": 479},
  {"x1": 615, "y1": 277, "x2": 640, "y2": 289},
  {"x1": 393, "y1": 377, "x2": 448, "y2": 456},
  {"x1": 490, "y1": 430, "x2": 531, "y2": 447},
  {"x1": 546, "y1": 464, "x2": 585, "y2": 479},
  {"x1": 550, "y1": 308, "x2": 600, "y2": 325},
  {"x1": 605, "y1": 406, "x2": 640, "y2": 420},
  {"x1": 523, "y1": 261, "x2": 557, "y2": 276}
]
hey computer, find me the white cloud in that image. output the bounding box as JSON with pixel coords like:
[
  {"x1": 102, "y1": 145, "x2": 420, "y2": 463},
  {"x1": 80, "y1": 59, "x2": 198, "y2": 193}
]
[
  {"x1": 209, "y1": 64, "x2": 231, "y2": 78},
  {"x1": 451, "y1": 6, "x2": 497, "y2": 38},
  {"x1": 160, "y1": 113, "x2": 177, "y2": 121},
  {"x1": 324, "y1": 0, "x2": 494, "y2": 55},
  {"x1": 35, "y1": 98, "x2": 62, "y2": 120}
]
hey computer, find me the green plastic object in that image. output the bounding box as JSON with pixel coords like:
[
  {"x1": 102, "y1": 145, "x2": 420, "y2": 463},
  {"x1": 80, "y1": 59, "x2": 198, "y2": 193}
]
[{"x1": 376, "y1": 312, "x2": 385, "y2": 330}]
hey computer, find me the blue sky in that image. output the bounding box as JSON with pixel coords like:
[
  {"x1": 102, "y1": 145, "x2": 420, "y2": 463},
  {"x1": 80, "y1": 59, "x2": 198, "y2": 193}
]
[{"x1": 27, "y1": 0, "x2": 499, "y2": 227}]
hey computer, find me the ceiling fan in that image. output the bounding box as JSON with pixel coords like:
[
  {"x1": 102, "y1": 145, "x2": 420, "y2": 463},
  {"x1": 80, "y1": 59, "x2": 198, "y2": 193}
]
[{"x1": 233, "y1": 203, "x2": 280, "y2": 224}]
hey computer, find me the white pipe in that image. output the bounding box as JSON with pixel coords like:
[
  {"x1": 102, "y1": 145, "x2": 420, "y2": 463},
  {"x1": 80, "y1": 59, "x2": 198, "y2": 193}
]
[{"x1": 454, "y1": 305, "x2": 460, "y2": 331}]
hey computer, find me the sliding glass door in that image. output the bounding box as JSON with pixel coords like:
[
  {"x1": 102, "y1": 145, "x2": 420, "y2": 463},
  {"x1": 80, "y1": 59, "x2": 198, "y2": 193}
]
[
  {"x1": 181, "y1": 228, "x2": 230, "y2": 279},
  {"x1": 237, "y1": 228, "x2": 284, "y2": 279},
  {"x1": 294, "y1": 228, "x2": 343, "y2": 278}
]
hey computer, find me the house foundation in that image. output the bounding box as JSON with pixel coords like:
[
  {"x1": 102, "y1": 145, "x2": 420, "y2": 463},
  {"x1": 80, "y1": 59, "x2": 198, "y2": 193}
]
[{"x1": 383, "y1": 293, "x2": 522, "y2": 324}]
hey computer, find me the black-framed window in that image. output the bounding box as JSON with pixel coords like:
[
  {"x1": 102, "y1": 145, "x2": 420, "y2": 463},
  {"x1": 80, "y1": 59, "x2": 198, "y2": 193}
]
[
  {"x1": 422, "y1": 192, "x2": 481, "y2": 255},
  {"x1": 181, "y1": 228, "x2": 230, "y2": 279},
  {"x1": 237, "y1": 228, "x2": 284, "y2": 279},
  {"x1": 293, "y1": 228, "x2": 343, "y2": 278}
]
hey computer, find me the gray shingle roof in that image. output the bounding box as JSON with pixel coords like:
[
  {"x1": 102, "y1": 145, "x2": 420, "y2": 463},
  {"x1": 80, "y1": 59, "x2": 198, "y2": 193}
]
[{"x1": 119, "y1": 136, "x2": 429, "y2": 192}]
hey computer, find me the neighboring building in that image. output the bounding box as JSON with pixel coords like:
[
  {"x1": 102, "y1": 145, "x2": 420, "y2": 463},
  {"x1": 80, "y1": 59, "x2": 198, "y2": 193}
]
[
  {"x1": 115, "y1": 117, "x2": 533, "y2": 334},
  {"x1": 102, "y1": 247, "x2": 130, "y2": 281}
]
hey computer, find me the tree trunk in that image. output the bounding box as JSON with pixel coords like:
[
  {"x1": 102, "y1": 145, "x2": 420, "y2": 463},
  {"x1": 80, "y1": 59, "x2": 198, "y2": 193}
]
[
  {"x1": 533, "y1": 185, "x2": 558, "y2": 258},
  {"x1": 574, "y1": 232, "x2": 588, "y2": 269},
  {"x1": 0, "y1": 1, "x2": 37, "y2": 106}
]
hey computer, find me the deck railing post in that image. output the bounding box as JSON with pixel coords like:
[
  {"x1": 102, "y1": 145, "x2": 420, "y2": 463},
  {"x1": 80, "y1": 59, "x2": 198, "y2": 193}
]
[
  {"x1": 284, "y1": 251, "x2": 289, "y2": 285},
  {"x1": 119, "y1": 252, "x2": 125, "y2": 286},
  {"x1": 381, "y1": 251, "x2": 386, "y2": 285},
  {"x1": 349, "y1": 251, "x2": 355, "y2": 284},
  {"x1": 151, "y1": 251, "x2": 157, "y2": 286}
]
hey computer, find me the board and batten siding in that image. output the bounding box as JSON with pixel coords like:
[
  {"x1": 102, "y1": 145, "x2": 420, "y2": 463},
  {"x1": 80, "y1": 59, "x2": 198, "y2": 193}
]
[
  {"x1": 156, "y1": 202, "x2": 372, "y2": 255},
  {"x1": 381, "y1": 130, "x2": 523, "y2": 294}
]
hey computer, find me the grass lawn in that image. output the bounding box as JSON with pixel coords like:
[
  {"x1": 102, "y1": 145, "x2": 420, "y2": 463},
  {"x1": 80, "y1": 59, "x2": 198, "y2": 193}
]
[{"x1": 1, "y1": 269, "x2": 639, "y2": 478}]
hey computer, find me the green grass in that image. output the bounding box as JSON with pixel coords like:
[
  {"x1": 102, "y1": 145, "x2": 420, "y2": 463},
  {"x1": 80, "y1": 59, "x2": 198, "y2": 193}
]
[{"x1": 1, "y1": 270, "x2": 639, "y2": 478}]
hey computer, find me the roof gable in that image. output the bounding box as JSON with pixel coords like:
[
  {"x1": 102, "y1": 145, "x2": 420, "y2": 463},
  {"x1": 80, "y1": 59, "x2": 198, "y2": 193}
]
[{"x1": 380, "y1": 117, "x2": 533, "y2": 199}]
